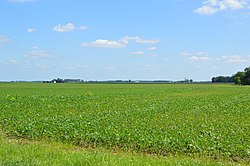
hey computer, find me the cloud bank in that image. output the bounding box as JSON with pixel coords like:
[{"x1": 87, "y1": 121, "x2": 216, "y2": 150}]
[
  {"x1": 82, "y1": 36, "x2": 160, "y2": 48},
  {"x1": 195, "y1": 0, "x2": 248, "y2": 15},
  {"x1": 52, "y1": 23, "x2": 88, "y2": 32},
  {"x1": 24, "y1": 49, "x2": 54, "y2": 59},
  {"x1": 53, "y1": 23, "x2": 75, "y2": 32}
]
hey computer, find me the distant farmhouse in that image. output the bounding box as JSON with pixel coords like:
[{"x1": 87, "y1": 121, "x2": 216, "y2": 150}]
[{"x1": 43, "y1": 78, "x2": 82, "y2": 83}]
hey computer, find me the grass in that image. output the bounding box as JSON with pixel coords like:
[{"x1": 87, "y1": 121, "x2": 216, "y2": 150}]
[
  {"x1": 0, "y1": 83, "x2": 249, "y2": 165},
  {"x1": 0, "y1": 132, "x2": 243, "y2": 166}
]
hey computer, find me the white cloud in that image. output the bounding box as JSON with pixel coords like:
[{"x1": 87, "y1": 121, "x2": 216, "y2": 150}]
[
  {"x1": 53, "y1": 23, "x2": 75, "y2": 32},
  {"x1": 148, "y1": 47, "x2": 157, "y2": 51},
  {"x1": 81, "y1": 39, "x2": 126, "y2": 48},
  {"x1": 222, "y1": 55, "x2": 250, "y2": 63},
  {"x1": 195, "y1": 5, "x2": 217, "y2": 15},
  {"x1": 65, "y1": 65, "x2": 89, "y2": 70},
  {"x1": 52, "y1": 23, "x2": 88, "y2": 32},
  {"x1": 0, "y1": 36, "x2": 12, "y2": 47},
  {"x1": 180, "y1": 51, "x2": 207, "y2": 56},
  {"x1": 135, "y1": 38, "x2": 160, "y2": 44},
  {"x1": 129, "y1": 51, "x2": 144, "y2": 55},
  {"x1": 119, "y1": 36, "x2": 135, "y2": 44},
  {"x1": 189, "y1": 56, "x2": 210, "y2": 61},
  {"x1": 147, "y1": 54, "x2": 159, "y2": 57},
  {"x1": 180, "y1": 51, "x2": 193, "y2": 56},
  {"x1": 82, "y1": 36, "x2": 160, "y2": 49},
  {"x1": 27, "y1": 28, "x2": 35, "y2": 32},
  {"x1": 79, "y1": 25, "x2": 88, "y2": 30},
  {"x1": 24, "y1": 50, "x2": 54, "y2": 59},
  {"x1": 221, "y1": 0, "x2": 247, "y2": 10},
  {"x1": 0, "y1": 36, "x2": 12, "y2": 43},
  {"x1": 120, "y1": 36, "x2": 160, "y2": 44},
  {"x1": 196, "y1": 51, "x2": 208, "y2": 55},
  {"x1": 5, "y1": 60, "x2": 19, "y2": 65},
  {"x1": 195, "y1": 0, "x2": 248, "y2": 15},
  {"x1": 6, "y1": 0, "x2": 37, "y2": 3},
  {"x1": 32, "y1": 46, "x2": 39, "y2": 49}
]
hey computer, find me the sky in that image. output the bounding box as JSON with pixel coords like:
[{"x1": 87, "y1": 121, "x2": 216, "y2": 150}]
[{"x1": 0, "y1": 0, "x2": 250, "y2": 81}]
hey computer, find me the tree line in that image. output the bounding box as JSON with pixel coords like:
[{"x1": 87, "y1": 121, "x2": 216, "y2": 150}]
[
  {"x1": 212, "y1": 66, "x2": 250, "y2": 85},
  {"x1": 212, "y1": 76, "x2": 234, "y2": 83}
]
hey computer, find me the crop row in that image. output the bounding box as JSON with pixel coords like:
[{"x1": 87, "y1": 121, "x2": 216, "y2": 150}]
[{"x1": 0, "y1": 83, "x2": 249, "y2": 160}]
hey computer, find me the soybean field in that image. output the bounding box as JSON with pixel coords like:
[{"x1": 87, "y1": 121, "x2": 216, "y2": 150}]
[{"x1": 0, "y1": 83, "x2": 249, "y2": 162}]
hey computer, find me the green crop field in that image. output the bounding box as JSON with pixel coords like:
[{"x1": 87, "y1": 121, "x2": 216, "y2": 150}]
[{"x1": 0, "y1": 83, "x2": 249, "y2": 165}]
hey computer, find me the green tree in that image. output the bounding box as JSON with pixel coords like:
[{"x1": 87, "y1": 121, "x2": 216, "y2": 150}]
[
  {"x1": 242, "y1": 67, "x2": 250, "y2": 85},
  {"x1": 212, "y1": 76, "x2": 234, "y2": 83},
  {"x1": 232, "y1": 67, "x2": 250, "y2": 85},
  {"x1": 234, "y1": 76, "x2": 241, "y2": 85},
  {"x1": 233, "y1": 72, "x2": 245, "y2": 85}
]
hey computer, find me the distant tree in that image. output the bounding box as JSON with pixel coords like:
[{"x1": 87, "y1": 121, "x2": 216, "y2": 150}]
[
  {"x1": 51, "y1": 78, "x2": 64, "y2": 83},
  {"x1": 183, "y1": 78, "x2": 193, "y2": 83},
  {"x1": 212, "y1": 76, "x2": 234, "y2": 83}
]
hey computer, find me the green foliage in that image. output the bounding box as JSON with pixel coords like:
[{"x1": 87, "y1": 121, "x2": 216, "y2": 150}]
[
  {"x1": 0, "y1": 83, "x2": 250, "y2": 162},
  {"x1": 232, "y1": 67, "x2": 250, "y2": 85},
  {"x1": 211, "y1": 76, "x2": 234, "y2": 83},
  {"x1": 1, "y1": 133, "x2": 237, "y2": 166}
]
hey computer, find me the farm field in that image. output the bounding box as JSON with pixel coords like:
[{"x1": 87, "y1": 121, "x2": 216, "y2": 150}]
[{"x1": 0, "y1": 83, "x2": 249, "y2": 165}]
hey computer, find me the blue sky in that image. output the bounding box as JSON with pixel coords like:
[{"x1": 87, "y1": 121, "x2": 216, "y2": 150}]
[{"x1": 1, "y1": 0, "x2": 250, "y2": 81}]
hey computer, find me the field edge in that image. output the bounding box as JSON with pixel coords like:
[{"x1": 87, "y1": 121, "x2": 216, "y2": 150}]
[{"x1": 0, "y1": 132, "x2": 248, "y2": 166}]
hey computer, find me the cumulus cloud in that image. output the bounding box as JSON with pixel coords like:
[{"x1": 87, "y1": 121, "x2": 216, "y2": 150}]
[
  {"x1": 24, "y1": 49, "x2": 54, "y2": 59},
  {"x1": 148, "y1": 47, "x2": 157, "y2": 51},
  {"x1": 195, "y1": 5, "x2": 217, "y2": 15},
  {"x1": 180, "y1": 51, "x2": 207, "y2": 56},
  {"x1": 120, "y1": 36, "x2": 160, "y2": 44},
  {"x1": 195, "y1": 0, "x2": 248, "y2": 15},
  {"x1": 181, "y1": 51, "x2": 210, "y2": 61},
  {"x1": 26, "y1": 28, "x2": 35, "y2": 32},
  {"x1": 79, "y1": 25, "x2": 88, "y2": 30},
  {"x1": 53, "y1": 23, "x2": 75, "y2": 32},
  {"x1": 129, "y1": 51, "x2": 144, "y2": 55},
  {"x1": 81, "y1": 36, "x2": 160, "y2": 48},
  {"x1": 222, "y1": 55, "x2": 250, "y2": 63},
  {"x1": 189, "y1": 56, "x2": 210, "y2": 61},
  {"x1": 6, "y1": 0, "x2": 37, "y2": 3},
  {"x1": 81, "y1": 39, "x2": 127, "y2": 48},
  {"x1": 134, "y1": 37, "x2": 159, "y2": 44},
  {"x1": 52, "y1": 23, "x2": 88, "y2": 32}
]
